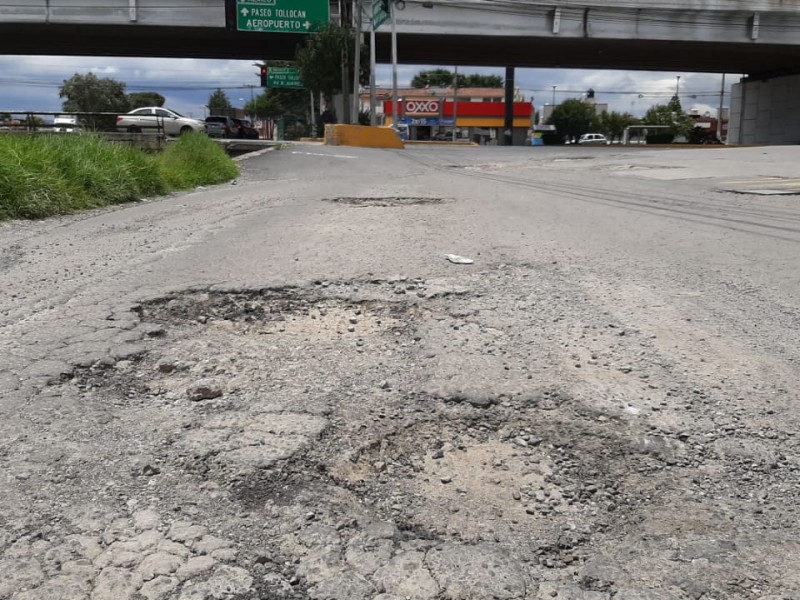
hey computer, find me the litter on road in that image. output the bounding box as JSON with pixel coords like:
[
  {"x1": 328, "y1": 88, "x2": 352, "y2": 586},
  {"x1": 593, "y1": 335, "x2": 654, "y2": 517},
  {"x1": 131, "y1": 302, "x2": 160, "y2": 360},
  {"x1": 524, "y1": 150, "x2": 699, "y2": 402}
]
[{"x1": 443, "y1": 253, "x2": 474, "y2": 264}]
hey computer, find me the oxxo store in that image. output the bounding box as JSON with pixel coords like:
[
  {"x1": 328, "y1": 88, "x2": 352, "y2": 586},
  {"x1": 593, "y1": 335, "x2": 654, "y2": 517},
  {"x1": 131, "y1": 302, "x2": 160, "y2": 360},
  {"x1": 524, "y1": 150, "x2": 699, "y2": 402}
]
[{"x1": 384, "y1": 98, "x2": 533, "y2": 144}]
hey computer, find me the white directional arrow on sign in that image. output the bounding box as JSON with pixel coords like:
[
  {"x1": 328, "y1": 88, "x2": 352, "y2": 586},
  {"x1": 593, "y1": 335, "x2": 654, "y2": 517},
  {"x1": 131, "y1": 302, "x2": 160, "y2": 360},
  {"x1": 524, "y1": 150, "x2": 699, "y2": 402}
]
[{"x1": 236, "y1": 0, "x2": 329, "y2": 33}]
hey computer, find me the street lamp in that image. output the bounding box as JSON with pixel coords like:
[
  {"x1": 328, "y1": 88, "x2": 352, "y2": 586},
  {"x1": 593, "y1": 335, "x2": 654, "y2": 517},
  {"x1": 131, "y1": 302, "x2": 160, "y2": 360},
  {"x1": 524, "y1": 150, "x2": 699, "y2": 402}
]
[{"x1": 676, "y1": 75, "x2": 681, "y2": 97}]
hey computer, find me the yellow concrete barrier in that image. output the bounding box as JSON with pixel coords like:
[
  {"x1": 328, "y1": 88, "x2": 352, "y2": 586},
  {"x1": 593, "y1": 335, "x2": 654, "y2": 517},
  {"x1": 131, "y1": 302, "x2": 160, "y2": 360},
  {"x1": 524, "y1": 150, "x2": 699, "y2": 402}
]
[{"x1": 324, "y1": 124, "x2": 404, "y2": 149}]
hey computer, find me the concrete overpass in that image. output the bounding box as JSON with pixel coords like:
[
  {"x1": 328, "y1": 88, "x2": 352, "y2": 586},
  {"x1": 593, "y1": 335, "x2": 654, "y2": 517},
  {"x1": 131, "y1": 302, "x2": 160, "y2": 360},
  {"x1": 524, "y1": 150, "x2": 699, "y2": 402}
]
[{"x1": 1, "y1": 0, "x2": 799, "y2": 143}]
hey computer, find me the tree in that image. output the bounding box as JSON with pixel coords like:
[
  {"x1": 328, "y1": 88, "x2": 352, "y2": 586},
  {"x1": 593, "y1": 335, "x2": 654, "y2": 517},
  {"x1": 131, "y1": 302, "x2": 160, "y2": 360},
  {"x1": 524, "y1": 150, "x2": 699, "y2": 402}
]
[
  {"x1": 547, "y1": 98, "x2": 599, "y2": 142},
  {"x1": 411, "y1": 69, "x2": 503, "y2": 88},
  {"x1": 246, "y1": 89, "x2": 308, "y2": 119},
  {"x1": 598, "y1": 110, "x2": 639, "y2": 142},
  {"x1": 295, "y1": 23, "x2": 368, "y2": 123},
  {"x1": 245, "y1": 88, "x2": 311, "y2": 140},
  {"x1": 411, "y1": 69, "x2": 454, "y2": 88},
  {"x1": 461, "y1": 74, "x2": 503, "y2": 87},
  {"x1": 127, "y1": 92, "x2": 165, "y2": 109},
  {"x1": 59, "y1": 72, "x2": 130, "y2": 113},
  {"x1": 642, "y1": 96, "x2": 693, "y2": 142},
  {"x1": 208, "y1": 88, "x2": 232, "y2": 113},
  {"x1": 59, "y1": 72, "x2": 130, "y2": 130},
  {"x1": 667, "y1": 94, "x2": 683, "y2": 114}
]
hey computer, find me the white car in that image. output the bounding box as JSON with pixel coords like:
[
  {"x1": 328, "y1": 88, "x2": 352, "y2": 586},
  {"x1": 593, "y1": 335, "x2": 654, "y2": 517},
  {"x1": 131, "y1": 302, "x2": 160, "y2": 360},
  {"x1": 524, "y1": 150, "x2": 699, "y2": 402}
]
[
  {"x1": 577, "y1": 133, "x2": 610, "y2": 145},
  {"x1": 116, "y1": 107, "x2": 206, "y2": 136},
  {"x1": 53, "y1": 115, "x2": 78, "y2": 133}
]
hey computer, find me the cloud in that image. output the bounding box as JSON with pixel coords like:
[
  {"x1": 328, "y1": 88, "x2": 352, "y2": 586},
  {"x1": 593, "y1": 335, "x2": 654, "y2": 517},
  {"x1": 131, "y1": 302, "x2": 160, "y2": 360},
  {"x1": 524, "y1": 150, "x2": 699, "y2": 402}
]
[{"x1": 0, "y1": 55, "x2": 738, "y2": 119}]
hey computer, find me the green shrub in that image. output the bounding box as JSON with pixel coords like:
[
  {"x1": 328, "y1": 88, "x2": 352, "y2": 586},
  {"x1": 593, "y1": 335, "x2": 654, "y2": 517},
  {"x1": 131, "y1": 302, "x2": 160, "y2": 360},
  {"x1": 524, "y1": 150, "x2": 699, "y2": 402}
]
[
  {"x1": 158, "y1": 132, "x2": 239, "y2": 189},
  {"x1": 0, "y1": 132, "x2": 239, "y2": 221}
]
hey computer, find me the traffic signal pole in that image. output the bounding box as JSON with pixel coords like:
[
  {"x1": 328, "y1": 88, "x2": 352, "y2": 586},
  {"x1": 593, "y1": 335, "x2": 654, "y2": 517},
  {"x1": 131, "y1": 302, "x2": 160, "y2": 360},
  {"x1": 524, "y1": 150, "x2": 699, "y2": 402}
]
[
  {"x1": 369, "y1": 25, "x2": 377, "y2": 125},
  {"x1": 390, "y1": 0, "x2": 398, "y2": 129},
  {"x1": 352, "y1": 0, "x2": 362, "y2": 124},
  {"x1": 503, "y1": 66, "x2": 514, "y2": 145}
]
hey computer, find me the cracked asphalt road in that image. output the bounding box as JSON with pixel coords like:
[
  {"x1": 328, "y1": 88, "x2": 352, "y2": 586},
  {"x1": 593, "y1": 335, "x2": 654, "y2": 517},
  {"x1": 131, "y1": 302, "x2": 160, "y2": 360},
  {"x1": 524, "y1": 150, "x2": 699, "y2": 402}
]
[{"x1": 1, "y1": 144, "x2": 800, "y2": 599}]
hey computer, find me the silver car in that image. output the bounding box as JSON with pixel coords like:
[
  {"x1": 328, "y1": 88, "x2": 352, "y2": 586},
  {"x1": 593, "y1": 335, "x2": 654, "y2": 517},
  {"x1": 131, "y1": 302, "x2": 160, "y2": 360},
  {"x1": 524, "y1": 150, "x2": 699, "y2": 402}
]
[
  {"x1": 577, "y1": 133, "x2": 610, "y2": 145},
  {"x1": 116, "y1": 107, "x2": 206, "y2": 136}
]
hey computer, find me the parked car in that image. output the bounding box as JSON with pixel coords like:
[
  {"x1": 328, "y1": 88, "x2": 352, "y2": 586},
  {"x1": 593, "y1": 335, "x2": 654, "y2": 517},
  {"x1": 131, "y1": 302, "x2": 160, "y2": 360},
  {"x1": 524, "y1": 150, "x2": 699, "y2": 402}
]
[
  {"x1": 53, "y1": 115, "x2": 78, "y2": 133},
  {"x1": 231, "y1": 118, "x2": 259, "y2": 139},
  {"x1": 432, "y1": 131, "x2": 452, "y2": 141},
  {"x1": 577, "y1": 133, "x2": 610, "y2": 145},
  {"x1": 205, "y1": 115, "x2": 237, "y2": 138},
  {"x1": 116, "y1": 107, "x2": 205, "y2": 136}
]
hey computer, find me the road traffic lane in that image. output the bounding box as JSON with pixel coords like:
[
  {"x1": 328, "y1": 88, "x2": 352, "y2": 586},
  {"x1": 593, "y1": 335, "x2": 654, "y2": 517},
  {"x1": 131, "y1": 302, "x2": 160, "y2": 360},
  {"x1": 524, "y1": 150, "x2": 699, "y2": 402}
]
[{"x1": 0, "y1": 144, "x2": 798, "y2": 599}]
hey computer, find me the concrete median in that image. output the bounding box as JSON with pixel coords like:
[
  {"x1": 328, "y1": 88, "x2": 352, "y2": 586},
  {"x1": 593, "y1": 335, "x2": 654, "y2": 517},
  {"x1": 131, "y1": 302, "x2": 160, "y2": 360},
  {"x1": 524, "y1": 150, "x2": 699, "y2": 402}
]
[{"x1": 324, "y1": 124, "x2": 404, "y2": 149}]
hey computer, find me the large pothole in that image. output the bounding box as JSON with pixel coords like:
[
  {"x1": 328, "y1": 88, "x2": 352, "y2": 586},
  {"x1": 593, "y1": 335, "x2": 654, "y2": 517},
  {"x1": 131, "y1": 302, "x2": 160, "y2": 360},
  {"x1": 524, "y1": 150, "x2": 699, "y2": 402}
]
[
  {"x1": 323, "y1": 196, "x2": 445, "y2": 207},
  {"x1": 49, "y1": 268, "x2": 795, "y2": 599}
]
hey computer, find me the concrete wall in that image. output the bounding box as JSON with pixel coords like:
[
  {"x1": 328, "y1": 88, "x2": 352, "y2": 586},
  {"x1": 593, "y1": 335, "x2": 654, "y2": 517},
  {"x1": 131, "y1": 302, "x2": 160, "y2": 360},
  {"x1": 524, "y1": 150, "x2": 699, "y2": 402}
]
[{"x1": 729, "y1": 74, "x2": 800, "y2": 145}]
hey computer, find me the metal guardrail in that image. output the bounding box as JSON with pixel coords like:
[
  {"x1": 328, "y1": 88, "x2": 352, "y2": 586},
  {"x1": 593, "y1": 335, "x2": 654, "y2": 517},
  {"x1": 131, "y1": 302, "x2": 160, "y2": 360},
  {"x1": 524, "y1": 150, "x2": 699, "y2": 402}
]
[{"x1": 0, "y1": 110, "x2": 164, "y2": 133}]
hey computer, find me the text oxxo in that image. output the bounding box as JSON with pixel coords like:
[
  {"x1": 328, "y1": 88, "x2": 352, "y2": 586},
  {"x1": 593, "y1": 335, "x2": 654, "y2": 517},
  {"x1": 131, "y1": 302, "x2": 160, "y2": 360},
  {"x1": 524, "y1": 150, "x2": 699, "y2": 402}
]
[{"x1": 403, "y1": 100, "x2": 441, "y2": 114}]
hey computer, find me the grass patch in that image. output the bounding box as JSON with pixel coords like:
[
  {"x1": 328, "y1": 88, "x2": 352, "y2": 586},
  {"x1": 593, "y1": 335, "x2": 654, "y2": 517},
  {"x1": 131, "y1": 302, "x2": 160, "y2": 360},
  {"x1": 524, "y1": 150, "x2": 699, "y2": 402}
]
[
  {"x1": 0, "y1": 132, "x2": 239, "y2": 221},
  {"x1": 158, "y1": 132, "x2": 240, "y2": 189}
]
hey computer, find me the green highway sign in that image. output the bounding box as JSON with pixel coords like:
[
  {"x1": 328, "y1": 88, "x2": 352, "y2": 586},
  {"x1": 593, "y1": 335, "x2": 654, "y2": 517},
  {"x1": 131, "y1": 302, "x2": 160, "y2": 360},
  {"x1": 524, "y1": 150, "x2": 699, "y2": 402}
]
[
  {"x1": 267, "y1": 67, "x2": 305, "y2": 89},
  {"x1": 236, "y1": 0, "x2": 329, "y2": 33},
  {"x1": 372, "y1": 0, "x2": 388, "y2": 29}
]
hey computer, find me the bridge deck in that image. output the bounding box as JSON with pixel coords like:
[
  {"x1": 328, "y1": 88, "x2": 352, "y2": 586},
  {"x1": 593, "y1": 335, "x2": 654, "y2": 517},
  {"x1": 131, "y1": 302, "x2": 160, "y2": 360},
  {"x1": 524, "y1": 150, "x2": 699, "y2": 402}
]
[{"x1": 1, "y1": 1, "x2": 799, "y2": 75}]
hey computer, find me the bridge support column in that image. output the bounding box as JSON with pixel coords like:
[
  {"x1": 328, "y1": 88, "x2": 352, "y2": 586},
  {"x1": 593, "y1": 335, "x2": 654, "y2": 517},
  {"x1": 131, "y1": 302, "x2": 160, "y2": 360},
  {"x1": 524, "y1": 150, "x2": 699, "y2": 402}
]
[
  {"x1": 504, "y1": 66, "x2": 514, "y2": 146},
  {"x1": 729, "y1": 73, "x2": 800, "y2": 145}
]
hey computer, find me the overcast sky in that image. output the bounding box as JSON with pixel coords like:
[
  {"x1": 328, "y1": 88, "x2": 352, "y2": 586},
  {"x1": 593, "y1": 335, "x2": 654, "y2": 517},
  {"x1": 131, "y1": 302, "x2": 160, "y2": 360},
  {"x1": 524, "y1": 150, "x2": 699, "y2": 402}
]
[{"x1": 0, "y1": 55, "x2": 736, "y2": 119}]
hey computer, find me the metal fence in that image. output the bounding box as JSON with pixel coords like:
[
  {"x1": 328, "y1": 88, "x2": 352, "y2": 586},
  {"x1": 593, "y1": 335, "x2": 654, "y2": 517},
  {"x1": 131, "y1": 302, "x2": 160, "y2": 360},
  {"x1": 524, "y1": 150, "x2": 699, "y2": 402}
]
[{"x1": 0, "y1": 110, "x2": 164, "y2": 134}]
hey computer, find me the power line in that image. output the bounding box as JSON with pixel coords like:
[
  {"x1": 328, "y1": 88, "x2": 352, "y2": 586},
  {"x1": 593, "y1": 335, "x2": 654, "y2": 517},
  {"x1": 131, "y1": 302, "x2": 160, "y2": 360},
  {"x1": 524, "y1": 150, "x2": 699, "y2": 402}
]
[{"x1": 519, "y1": 88, "x2": 726, "y2": 97}]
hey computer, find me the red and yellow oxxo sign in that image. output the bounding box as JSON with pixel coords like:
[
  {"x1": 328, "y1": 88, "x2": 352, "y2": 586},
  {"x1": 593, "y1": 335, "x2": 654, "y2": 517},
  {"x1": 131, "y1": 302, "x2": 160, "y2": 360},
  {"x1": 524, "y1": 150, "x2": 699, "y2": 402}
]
[{"x1": 402, "y1": 99, "x2": 441, "y2": 115}]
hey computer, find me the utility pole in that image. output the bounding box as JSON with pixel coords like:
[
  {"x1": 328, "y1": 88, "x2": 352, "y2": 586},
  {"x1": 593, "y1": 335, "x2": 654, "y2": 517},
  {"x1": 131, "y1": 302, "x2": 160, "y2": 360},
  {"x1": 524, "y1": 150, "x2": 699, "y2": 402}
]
[
  {"x1": 369, "y1": 23, "x2": 377, "y2": 125},
  {"x1": 676, "y1": 75, "x2": 681, "y2": 98},
  {"x1": 352, "y1": 0, "x2": 362, "y2": 124},
  {"x1": 390, "y1": 0, "x2": 399, "y2": 130},
  {"x1": 451, "y1": 65, "x2": 458, "y2": 142},
  {"x1": 310, "y1": 90, "x2": 316, "y2": 138},
  {"x1": 503, "y1": 67, "x2": 514, "y2": 146},
  {"x1": 340, "y1": 0, "x2": 350, "y2": 123},
  {"x1": 718, "y1": 73, "x2": 726, "y2": 143}
]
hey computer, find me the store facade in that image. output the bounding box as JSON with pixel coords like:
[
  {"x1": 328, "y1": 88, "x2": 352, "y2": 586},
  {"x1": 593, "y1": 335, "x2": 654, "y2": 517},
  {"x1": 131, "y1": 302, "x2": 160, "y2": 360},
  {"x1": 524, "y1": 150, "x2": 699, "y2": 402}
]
[{"x1": 382, "y1": 96, "x2": 533, "y2": 145}]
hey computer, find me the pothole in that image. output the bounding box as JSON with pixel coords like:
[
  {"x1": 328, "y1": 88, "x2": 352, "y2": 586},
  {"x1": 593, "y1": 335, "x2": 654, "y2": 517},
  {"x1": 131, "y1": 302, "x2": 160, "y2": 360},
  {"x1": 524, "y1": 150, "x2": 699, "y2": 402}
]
[
  {"x1": 324, "y1": 196, "x2": 445, "y2": 207},
  {"x1": 723, "y1": 188, "x2": 800, "y2": 196},
  {"x1": 135, "y1": 285, "x2": 416, "y2": 327},
  {"x1": 609, "y1": 164, "x2": 683, "y2": 171}
]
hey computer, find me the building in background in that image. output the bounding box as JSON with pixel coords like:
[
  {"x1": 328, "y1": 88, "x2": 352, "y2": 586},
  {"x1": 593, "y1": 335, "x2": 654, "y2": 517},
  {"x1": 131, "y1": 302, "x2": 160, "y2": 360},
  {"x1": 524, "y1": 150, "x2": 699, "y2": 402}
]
[
  {"x1": 363, "y1": 87, "x2": 532, "y2": 144},
  {"x1": 688, "y1": 107, "x2": 729, "y2": 143}
]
